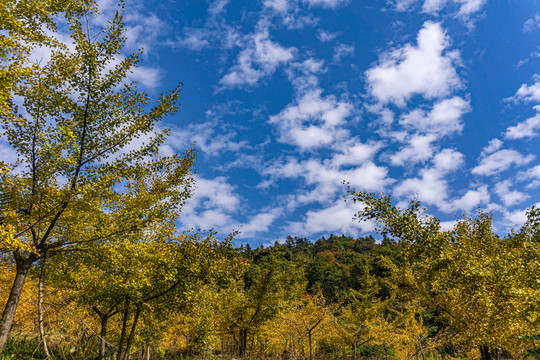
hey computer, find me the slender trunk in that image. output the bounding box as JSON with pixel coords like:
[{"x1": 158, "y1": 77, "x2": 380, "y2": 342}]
[
  {"x1": 0, "y1": 256, "x2": 34, "y2": 352},
  {"x1": 239, "y1": 329, "x2": 248, "y2": 355},
  {"x1": 100, "y1": 314, "x2": 108, "y2": 357},
  {"x1": 479, "y1": 345, "x2": 494, "y2": 360},
  {"x1": 123, "y1": 303, "x2": 142, "y2": 360},
  {"x1": 116, "y1": 304, "x2": 129, "y2": 360},
  {"x1": 38, "y1": 250, "x2": 51, "y2": 359},
  {"x1": 145, "y1": 342, "x2": 150, "y2": 360}
]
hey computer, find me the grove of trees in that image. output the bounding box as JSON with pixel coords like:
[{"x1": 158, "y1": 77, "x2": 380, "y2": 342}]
[{"x1": 1, "y1": 1, "x2": 539, "y2": 359}]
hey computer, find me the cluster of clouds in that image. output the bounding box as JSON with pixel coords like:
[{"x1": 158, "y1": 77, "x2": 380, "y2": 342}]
[
  {"x1": 70, "y1": 0, "x2": 538, "y2": 242},
  {"x1": 394, "y1": 0, "x2": 486, "y2": 18}
]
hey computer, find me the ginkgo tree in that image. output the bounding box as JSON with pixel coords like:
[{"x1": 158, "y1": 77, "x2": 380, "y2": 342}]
[
  {"x1": 0, "y1": 1, "x2": 195, "y2": 352},
  {"x1": 348, "y1": 189, "x2": 540, "y2": 359}
]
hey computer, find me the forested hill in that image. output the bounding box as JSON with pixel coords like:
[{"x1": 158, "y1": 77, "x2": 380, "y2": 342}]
[{"x1": 238, "y1": 235, "x2": 400, "y2": 303}]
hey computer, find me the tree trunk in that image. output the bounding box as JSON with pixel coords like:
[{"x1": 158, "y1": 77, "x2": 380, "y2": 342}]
[
  {"x1": 0, "y1": 256, "x2": 35, "y2": 352},
  {"x1": 38, "y1": 250, "x2": 51, "y2": 359},
  {"x1": 239, "y1": 329, "x2": 248, "y2": 355},
  {"x1": 145, "y1": 342, "x2": 151, "y2": 360},
  {"x1": 99, "y1": 314, "x2": 108, "y2": 357},
  {"x1": 123, "y1": 303, "x2": 142, "y2": 360},
  {"x1": 479, "y1": 346, "x2": 498, "y2": 360},
  {"x1": 116, "y1": 304, "x2": 129, "y2": 360}
]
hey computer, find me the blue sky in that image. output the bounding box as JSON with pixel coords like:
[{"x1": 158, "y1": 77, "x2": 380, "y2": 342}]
[{"x1": 72, "y1": 0, "x2": 540, "y2": 245}]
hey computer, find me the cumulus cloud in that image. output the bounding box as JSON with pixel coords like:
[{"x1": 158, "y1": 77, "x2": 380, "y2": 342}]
[
  {"x1": 450, "y1": 185, "x2": 490, "y2": 212},
  {"x1": 394, "y1": 168, "x2": 450, "y2": 207},
  {"x1": 238, "y1": 208, "x2": 283, "y2": 238},
  {"x1": 390, "y1": 134, "x2": 436, "y2": 166},
  {"x1": 494, "y1": 180, "x2": 529, "y2": 207},
  {"x1": 520, "y1": 164, "x2": 540, "y2": 189},
  {"x1": 269, "y1": 88, "x2": 353, "y2": 149},
  {"x1": 365, "y1": 22, "x2": 462, "y2": 107},
  {"x1": 504, "y1": 107, "x2": 540, "y2": 140},
  {"x1": 508, "y1": 74, "x2": 540, "y2": 103},
  {"x1": 472, "y1": 149, "x2": 535, "y2": 176},
  {"x1": 393, "y1": 148, "x2": 475, "y2": 212},
  {"x1": 264, "y1": 139, "x2": 390, "y2": 205},
  {"x1": 180, "y1": 176, "x2": 241, "y2": 231},
  {"x1": 432, "y1": 148, "x2": 465, "y2": 171},
  {"x1": 399, "y1": 96, "x2": 470, "y2": 136},
  {"x1": 220, "y1": 27, "x2": 296, "y2": 88},
  {"x1": 287, "y1": 200, "x2": 374, "y2": 237}
]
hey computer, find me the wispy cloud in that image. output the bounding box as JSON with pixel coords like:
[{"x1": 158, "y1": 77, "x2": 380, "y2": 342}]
[
  {"x1": 504, "y1": 107, "x2": 540, "y2": 140},
  {"x1": 220, "y1": 25, "x2": 296, "y2": 88},
  {"x1": 472, "y1": 149, "x2": 535, "y2": 176},
  {"x1": 394, "y1": 0, "x2": 486, "y2": 19},
  {"x1": 332, "y1": 43, "x2": 355, "y2": 63},
  {"x1": 523, "y1": 13, "x2": 540, "y2": 33}
]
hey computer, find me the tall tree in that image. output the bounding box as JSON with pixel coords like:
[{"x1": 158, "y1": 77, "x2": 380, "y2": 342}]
[
  {"x1": 0, "y1": 3, "x2": 195, "y2": 351},
  {"x1": 348, "y1": 190, "x2": 540, "y2": 358}
]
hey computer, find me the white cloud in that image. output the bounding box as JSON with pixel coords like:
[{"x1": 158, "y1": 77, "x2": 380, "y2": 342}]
[
  {"x1": 394, "y1": 168, "x2": 450, "y2": 207},
  {"x1": 502, "y1": 206, "x2": 536, "y2": 230},
  {"x1": 472, "y1": 149, "x2": 535, "y2": 176},
  {"x1": 394, "y1": 0, "x2": 418, "y2": 11},
  {"x1": 450, "y1": 185, "x2": 490, "y2": 212},
  {"x1": 399, "y1": 96, "x2": 470, "y2": 136},
  {"x1": 180, "y1": 176, "x2": 241, "y2": 232},
  {"x1": 317, "y1": 30, "x2": 339, "y2": 42},
  {"x1": 393, "y1": 148, "x2": 468, "y2": 211},
  {"x1": 175, "y1": 28, "x2": 210, "y2": 51},
  {"x1": 481, "y1": 138, "x2": 503, "y2": 156},
  {"x1": 123, "y1": 12, "x2": 166, "y2": 53},
  {"x1": 395, "y1": 0, "x2": 486, "y2": 17},
  {"x1": 264, "y1": 0, "x2": 290, "y2": 12},
  {"x1": 264, "y1": 139, "x2": 390, "y2": 205},
  {"x1": 220, "y1": 27, "x2": 296, "y2": 88},
  {"x1": 454, "y1": 0, "x2": 485, "y2": 17},
  {"x1": 366, "y1": 22, "x2": 462, "y2": 107},
  {"x1": 432, "y1": 148, "x2": 465, "y2": 172},
  {"x1": 302, "y1": 0, "x2": 350, "y2": 8},
  {"x1": 390, "y1": 134, "x2": 436, "y2": 166},
  {"x1": 422, "y1": 0, "x2": 446, "y2": 14},
  {"x1": 494, "y1": 180, "x2": 529, "y2": 207},
  {"x1": 508, "y1": 74, "x2": 540, "y2": 103},
  {"x1": 269, "y1": 88, "x2": 353, "y2": 149},
  {"x1": 521, "y1": 164, "x2": 540, "y2": 189},
  {"x1": 524, "y1": 164, "x2": 540, "y2": 180},
  {"x1": 238, "y1": 208, "x2": 283, "y2": 238},
  {"x1": 287, "y1": 200, "x2": 374, "y2": 236},
  {"x1": 504, "y1": 107, "x2": 540, "y2": 140},
  {"x1": 523, "y1": 13, "x2": 540, "y2": 33},
  {"x1": 165, "y1": 121, "x2": 249, "y2": 157},
  {"x1": 332, "y1": 43, "x2": 355, "y2": 62},
  {"x1": 208, "y1": 0, "x2": 229, "y2": 15}
]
